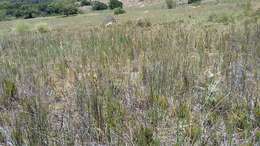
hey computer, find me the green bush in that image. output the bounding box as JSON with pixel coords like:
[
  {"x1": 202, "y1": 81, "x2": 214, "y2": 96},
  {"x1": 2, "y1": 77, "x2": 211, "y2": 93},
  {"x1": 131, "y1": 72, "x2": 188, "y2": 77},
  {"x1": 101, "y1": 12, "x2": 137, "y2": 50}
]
[
  {"x1": 254, "y1": 104, "x2": 260, "y2": 127},
  {"x1": 14, "y1": 22, "x2": 31, "y2": 34},
  {"x1": 176, "y1": 103, "x2": 190, "y2": 120},
  {"x1": 114, "y1": 7, "x2": 125, "y2": 15},
  {"x1": 136, "y1": 18, "x2": 152, "y2": 27},
  {"x1": 1, "y1": 80, "x2": 16, "y2": 108},
  {"x1": 62, "y1": 5, "x2": 79, "y2": 16},
  {"x1": 91, "y1": 1, "x2": 108, "y2": 10},
  {"x1": 21, "y1": 5, "x2": 38, "y2": 19},
  {"x1": 188, "y1": 0, "x2": 201, "y2": 4},
  {"x1": 0, "y1": 0, "x2": 79, "y2": 20},
  {"x1": 244, "y1": 0, "x2": 253, "y2": 16},
  {"x1": 208, "y1": 13, "x2": 235, "y2": 25},
  {"x1": 253, "y1": 8, "x2": 260, "y2": 17},
  {"x1": 45, "y1": 2, "x2": 65, "y2": 14},
  {"x1": 109, "y1": 0, "x2": 123, "y2": 9},
  {"x1": 134, "y1": 127, "x2": 159, "y2": 146},
  {"x1": 35, "y1": 23, "x2": 50, "y2": 33},
  {"x1": 256, "y1": 130, "x2": 260, "y2": 142},
  {"x1": 165, "y1": 0, "x2": 175, "y2": 9},
  {"x1": 0, "y1": 10, "x2": 6, "y2": 21},
  {"x1": 80, "y1": 0, "x2": 91, "y2": 6}
]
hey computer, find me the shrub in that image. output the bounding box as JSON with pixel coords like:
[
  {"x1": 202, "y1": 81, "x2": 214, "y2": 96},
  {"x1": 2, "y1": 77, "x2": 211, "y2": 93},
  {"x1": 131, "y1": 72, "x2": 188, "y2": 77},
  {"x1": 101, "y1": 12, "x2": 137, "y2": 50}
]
[
  {"x1": 1, "y1": 80, "x2": 16, "y2": 108},
  {"x1": 256, "y1": 130, "x2": 260, "y2": 142},
  {"x1": 114, "y1": 7, "x2": 125, "y2": 15},
  {"x1": 253, "y1": 8, "x2": 260, "y2": 17},
  {"x1": 244, "y1": 0, "x2": 252, "y2": 15},
  {"x1": 62, "y1": 5, "x2": 79, "y2": 16},
  {"x1": 35, "y1": 23, "x2": 50, "y2": 33},
  {"x1": 165, "y1": 0, "x2": 175, "y2": 9},
  {"x1": 185, "y1": 124, "x2": 202, "y2": 144},
  {"x1": 136, "y1": 18, "x2": 152, "y2": 27},
  {"x1": 80, "y1": 0, "x2": 91, "y2": 6},
  {"x1": 45, "y1": 2, "x2": 64, "y2": 14},
  {"x1": 0, "y1": 10, "x2": 6, "y2": 21},
  {"x1": 124, "y1": 20, "x2": 135, "y2": 26},
  {"x1": 0, "y1": 0, "x2": 82, "y2": 19},
  {"x1": 208, "y1": 13, "x2": 234, "y2": 25},
  {"x1": 21, "y1": 5, "x2": 38, "y2": 19},
  {"x1": 109, "y1": 0, "x2": 123, "y2": 9},
  {"x1": 91, "y1": 1, "x2": 108, "y2": 10},
  {"x1": 188, "y1": 0, "x2": 201, "y2": 4},
  {"x1": 14, "y1": 22, "x2": 31, "y2": 34},
  {"x1": 254, "y1": 104, "x2": 260, "y2": 127},
  {"x1": 176, "y1": 103, "x2": 190, "y2": 120},
  {"x1": 6, "y1": 4, "x2": 39, "y2": 19},
  {"x1": 134, "y1": 127, "x2": 159, "y2": 146}
]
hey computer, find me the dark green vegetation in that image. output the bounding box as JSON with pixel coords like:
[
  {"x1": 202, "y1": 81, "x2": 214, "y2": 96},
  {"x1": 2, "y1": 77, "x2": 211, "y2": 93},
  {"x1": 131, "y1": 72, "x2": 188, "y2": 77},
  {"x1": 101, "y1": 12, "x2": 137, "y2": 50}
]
[
  {"x1": 80, "y1": 0, "x2": 91, "y2": 6},
  {"x1": 109, "y1": 0, "x2": 123, "y2": 9},
  {"x1": 91, "y1": 1, "x2": 108, "y2": 10},
  {"x1": 0, "y1": 0, "x2": 124, "y2": 21},
  {"x1": 188, "y1": 0, "x2": 201, "y2": 4},
  {"x1": 114, "y1": 7, "x2": 126, "y2": 15},
  {"x1": 0, "y1": 0, "x2": 79, "y2": 20},
  {"x1": 165, "y1": 0, "x2": 175, "y2": 9},
  {"x1": 0, "y1": 0, "x2": 260, "y2": 145},
  {"x1": 0, "y1": 0, "x2": 207, "y2": 21}
]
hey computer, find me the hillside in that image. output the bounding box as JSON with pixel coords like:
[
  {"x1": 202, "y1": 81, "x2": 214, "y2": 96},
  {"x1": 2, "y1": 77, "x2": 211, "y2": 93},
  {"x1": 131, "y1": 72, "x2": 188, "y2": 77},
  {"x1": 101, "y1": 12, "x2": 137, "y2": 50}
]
[{"x1": 0, "y1": 0, "x2": 260, "y2": 146}]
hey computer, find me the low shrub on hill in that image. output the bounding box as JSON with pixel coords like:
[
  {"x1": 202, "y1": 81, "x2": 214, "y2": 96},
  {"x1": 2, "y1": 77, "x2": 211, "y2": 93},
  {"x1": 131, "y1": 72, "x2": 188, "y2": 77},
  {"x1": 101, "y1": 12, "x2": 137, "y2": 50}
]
[
  {"x1": 165, "y1": 0, "x2": 175, "y2": 9},
  {"x1": 208, "y1": 13, "x2": 235, "y2": 25},
  {"x1": 0, "y1": 10, "x2": 6, "y2": 21},
  {"x1": 114, "y1": 7, "x2": 125, "y2": 15},
  {"x1": 188, "y1": 0, "x2": 201, "y2": 4},
  {"x1": 63, "y1": 4, "x2": 79, "y2": 16},
  {"x1": 109, "y1": 0, "x2": 123, "y2": 9},
  {"x1": 0, "y1": 0, "x2": 80, "y2": 20},
  {"x1": 136, "y1": 18, "x2": 152, "y2": 27},
  {"x1": 35, "y1": 23, "x2": 50, "y2": 33},
  {"x1": 14, "y1": 22, "x2": 31, "y2": 34},
  {"x1": 80, "y1": 0, "x2": 91, "y2": 6},
  {"x1": 91, "y1": 1, "x2": 108, "y2": 10}
]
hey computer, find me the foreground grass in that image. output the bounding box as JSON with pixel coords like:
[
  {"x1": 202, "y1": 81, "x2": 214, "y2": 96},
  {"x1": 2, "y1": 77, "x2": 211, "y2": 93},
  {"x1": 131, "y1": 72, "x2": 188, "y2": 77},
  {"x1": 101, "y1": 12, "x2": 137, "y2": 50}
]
[{"x1": 0, "y1": 0, "x2": 260, "y2": 146}]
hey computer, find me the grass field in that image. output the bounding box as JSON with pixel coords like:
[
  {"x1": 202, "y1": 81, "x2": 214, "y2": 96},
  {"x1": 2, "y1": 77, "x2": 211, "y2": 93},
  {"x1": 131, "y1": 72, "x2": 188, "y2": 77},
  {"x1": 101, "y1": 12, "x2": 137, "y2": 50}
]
[
  {"x1": 0, "y1": 0, "x2": 260, "y2": 145},
  {"x1": 0, "y1": 0, "x2": 259, "y2": 35}
]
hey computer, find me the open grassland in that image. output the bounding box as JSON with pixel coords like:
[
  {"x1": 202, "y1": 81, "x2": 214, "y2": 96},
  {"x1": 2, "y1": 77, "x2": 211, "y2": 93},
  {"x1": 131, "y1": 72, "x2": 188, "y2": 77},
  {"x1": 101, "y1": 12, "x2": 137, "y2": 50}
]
[
  {"x1": 0, "y1": 0, "x2": 260, "y2": 35},
  {"x1": 0, "y1": 0, "x2": 260, "y2": 146}
]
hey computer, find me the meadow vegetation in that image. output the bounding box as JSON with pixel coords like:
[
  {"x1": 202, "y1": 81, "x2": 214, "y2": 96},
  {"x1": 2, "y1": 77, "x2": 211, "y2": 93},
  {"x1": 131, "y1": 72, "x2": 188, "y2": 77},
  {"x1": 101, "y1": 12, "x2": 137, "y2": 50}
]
[{"x1": 0, "y1": 0, "x2": 259, "y2": 145}]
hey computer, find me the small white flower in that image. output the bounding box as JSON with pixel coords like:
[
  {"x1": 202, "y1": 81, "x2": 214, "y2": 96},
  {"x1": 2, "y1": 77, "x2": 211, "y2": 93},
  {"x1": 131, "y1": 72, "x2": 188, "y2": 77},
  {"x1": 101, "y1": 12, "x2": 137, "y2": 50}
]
[
  {"x1": 105, "y1": 22, "x2": 113, "y2": 27},
  {"x1": 207, "y1": 70, "x2": 214, "y2": 78}
]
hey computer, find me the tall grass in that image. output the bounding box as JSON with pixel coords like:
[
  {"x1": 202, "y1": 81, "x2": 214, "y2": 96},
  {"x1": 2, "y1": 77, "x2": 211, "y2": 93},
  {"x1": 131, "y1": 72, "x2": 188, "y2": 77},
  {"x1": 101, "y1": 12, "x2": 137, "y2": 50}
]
[{"x1": 0, "y1": 13, "x2": 259, "y2": 145}]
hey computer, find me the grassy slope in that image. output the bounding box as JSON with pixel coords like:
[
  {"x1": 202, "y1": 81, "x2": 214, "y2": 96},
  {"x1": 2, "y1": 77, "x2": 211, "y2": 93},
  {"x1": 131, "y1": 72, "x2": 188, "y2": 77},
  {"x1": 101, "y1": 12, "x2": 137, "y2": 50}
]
[{"x1": 0, "y1": 0, "x2": 258, "y2": 35}]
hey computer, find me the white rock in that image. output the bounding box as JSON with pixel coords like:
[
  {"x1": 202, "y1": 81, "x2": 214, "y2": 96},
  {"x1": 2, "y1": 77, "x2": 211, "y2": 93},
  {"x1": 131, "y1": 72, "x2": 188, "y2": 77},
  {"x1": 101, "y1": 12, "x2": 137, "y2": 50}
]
[{"x1": 105, "y1": 22, "x2": 113, "y2": 27}]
